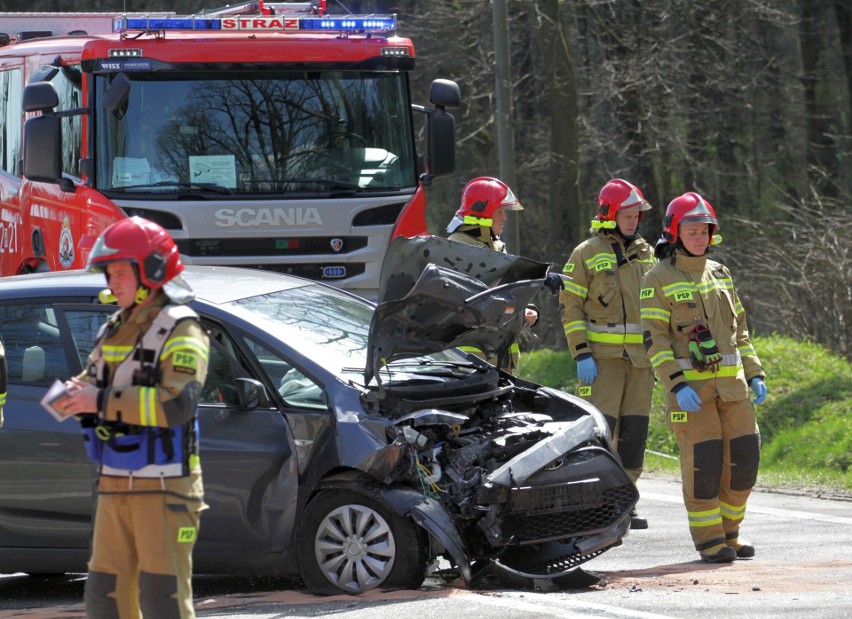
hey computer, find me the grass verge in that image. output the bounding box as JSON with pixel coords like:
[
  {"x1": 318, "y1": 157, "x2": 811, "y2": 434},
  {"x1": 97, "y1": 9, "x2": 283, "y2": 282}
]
[{"x1": 516, "y1": 336, "x2": 852, "y2": 496}]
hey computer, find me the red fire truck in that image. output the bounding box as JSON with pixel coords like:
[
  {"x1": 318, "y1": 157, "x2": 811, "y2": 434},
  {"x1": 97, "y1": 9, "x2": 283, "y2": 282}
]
[{"x1": 0, "y1": 1, "x2": 459, "y2": 298}]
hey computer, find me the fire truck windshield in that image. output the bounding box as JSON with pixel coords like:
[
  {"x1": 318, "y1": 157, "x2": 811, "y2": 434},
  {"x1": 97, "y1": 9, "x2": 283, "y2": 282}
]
[{"x1": 93, "y1": 70, "x2": 417, "y2": 196}]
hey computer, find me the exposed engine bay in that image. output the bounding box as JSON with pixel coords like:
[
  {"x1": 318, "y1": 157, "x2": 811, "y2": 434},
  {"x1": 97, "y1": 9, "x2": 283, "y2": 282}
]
[{"x1": 360, "y1": 366, "x2": 638, "y2": 586}]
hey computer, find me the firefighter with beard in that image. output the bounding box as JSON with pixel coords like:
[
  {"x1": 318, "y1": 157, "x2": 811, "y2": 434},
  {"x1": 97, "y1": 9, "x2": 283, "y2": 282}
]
[
  {"x1": 60, "y1": 216, "x2": 209, "y2": 618},
  {"x1": 640, "y1": 192, "x2": 767, "y2": 563},
  {"x1": 447, "y1": 176, "x2": 563, "y2": 373},
  {"x1": 560, "y1": 179, "x2": 657, "y2": 529}
]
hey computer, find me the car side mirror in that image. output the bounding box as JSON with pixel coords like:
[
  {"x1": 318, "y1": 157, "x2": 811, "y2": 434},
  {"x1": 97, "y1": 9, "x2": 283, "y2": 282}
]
[{"x1": 234, "y1": 377, "x2": 270, "y2": 409}]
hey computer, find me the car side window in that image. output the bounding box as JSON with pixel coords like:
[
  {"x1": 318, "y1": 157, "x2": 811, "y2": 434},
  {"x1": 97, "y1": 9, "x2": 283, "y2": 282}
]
[
  {"x1": 0, "y1": 303, "x2": 70, "y2": 386},
  {"x1": 241, "y1": 334, "x2": 328, "y2": 411},
  {"x1": 64, "y1": 309, "x2": 112, "y2": 368},
  {"x1": 199, "y1": 325, "x2": 242, "y2": 406}
]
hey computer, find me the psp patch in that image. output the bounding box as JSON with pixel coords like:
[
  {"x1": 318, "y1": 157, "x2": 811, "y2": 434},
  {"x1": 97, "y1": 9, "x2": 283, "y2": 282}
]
[
  {"x1": 640, "y1": 287, "x2": 655, "y2": 299},
  {"x1": 671, "y1": 410, "x2": 688, "y2": 423},
  {"x1": 578, "y1": 385, "x2": 592, "y2": 398},
  {"x1": 177, "y1": 527, "x2": 197, "y2": 543},
  {"x1": 173, "y1": 352, "x2": 198, "y2": 375}
]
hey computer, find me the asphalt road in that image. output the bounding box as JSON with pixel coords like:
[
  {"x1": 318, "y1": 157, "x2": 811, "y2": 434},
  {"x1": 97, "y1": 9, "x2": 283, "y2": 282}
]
[{"x1": 2, "y1": 475, "x2": 851, "y2": 619}]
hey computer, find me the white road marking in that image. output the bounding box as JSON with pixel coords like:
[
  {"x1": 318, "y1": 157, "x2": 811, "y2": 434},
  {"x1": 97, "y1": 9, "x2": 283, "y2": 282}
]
[
  {"x1": 640, "y1": 491, "x2": 852, "y2": 525},
  {"x1": 471, "y1": 591, "x2": 678, "y2": 619}
]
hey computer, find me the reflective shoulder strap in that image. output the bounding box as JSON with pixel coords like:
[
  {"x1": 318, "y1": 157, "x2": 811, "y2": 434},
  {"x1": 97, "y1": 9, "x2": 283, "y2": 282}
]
[{"x1": 139, "y1": 305, "x2": 198, "y2": 354}]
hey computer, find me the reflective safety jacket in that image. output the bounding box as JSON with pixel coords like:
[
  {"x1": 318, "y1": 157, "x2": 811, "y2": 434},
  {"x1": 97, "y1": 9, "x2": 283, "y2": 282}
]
[
  {"x1": 79, "y1": 295, "x2": 209, "y2": 482},
  {"x1": 0, "y1": 337, "x2": 6, "y2": 428},
  {"x1": 640, "y1": 250, "x2": 764, "y2": 399},
  {"x1": 560, "y1": 231, "x2": 655, "y2": 366}
]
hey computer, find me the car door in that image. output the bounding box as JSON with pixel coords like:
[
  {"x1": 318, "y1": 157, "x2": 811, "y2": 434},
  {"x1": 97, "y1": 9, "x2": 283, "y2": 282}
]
[
  {"x1": 0, "y1": 301, "x2": 96, "y2": 552},
  {"x1": 181, "y1": 319, "x2": 304, "y2": 571}
]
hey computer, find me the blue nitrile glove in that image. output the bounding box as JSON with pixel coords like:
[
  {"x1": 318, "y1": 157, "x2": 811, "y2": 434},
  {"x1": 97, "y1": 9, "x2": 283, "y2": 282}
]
[
  {"x1": 543, "y1": 272, "x2": 565, "y2": 296},
  {"x1": 576, "y1": 356, "x2": 598, "y2": 384},
  {"x1": 750, "y1": 377, "x2": 767, "y2": 405},
  {"x1": 675, "y1": 385, "x2": 702, "y2": 412}
]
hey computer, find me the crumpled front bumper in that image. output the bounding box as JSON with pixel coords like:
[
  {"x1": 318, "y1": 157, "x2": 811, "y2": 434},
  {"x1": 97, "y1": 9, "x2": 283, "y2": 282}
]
[{"x1": 488, "y1": 508, "x2": 632, "y2": 586}]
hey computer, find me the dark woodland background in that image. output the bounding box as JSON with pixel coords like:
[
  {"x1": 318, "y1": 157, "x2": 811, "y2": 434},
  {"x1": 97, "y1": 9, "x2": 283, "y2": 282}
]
[{"x1": 3, "y1": 0, "x2": 849, "y2": 358}]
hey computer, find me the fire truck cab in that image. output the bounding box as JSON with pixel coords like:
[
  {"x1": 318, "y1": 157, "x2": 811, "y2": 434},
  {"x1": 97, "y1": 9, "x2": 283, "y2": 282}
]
[{"x1": 0, "y1": 1, "x2": 459, "y2": 298}]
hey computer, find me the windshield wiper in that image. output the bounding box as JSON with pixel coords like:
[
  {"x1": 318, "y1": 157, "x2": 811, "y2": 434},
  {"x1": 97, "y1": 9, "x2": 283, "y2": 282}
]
[
  {"x1": 388, "y1": 358, "x2": 476, "y2": 369},
  {"x1": 111, "y1": 181, "x2": 234, "y2": 195},
  {"x1": 284, "y1": 177, "x2": 359, "y2": 190}
]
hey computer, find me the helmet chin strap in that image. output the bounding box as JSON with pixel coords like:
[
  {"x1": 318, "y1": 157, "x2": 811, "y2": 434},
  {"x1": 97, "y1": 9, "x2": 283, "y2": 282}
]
[
  {"x1": 130, "y1": 262, "x2": 151, "y2": 307},
  {"x1": 134, "y1": 286, "x2": 151, "y2": 305},
  {"x1": 481, "y1": 225, "x2": 497, "y2": 242},
  {"x1": 616, "y1": 225, "x2": 638, "y2": 241},
  {"x1": 676, "y1": 240, "x2": 707, "y2": 257}
]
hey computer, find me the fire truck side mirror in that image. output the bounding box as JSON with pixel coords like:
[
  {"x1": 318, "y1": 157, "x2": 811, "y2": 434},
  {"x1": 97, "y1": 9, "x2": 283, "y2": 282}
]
[
  {"x1": 22, "y1": 82, "x2": 59, "y2": 112},
  {"x1": 425, "y1": 79, "x2": 460, "y2": 179},
  {"x1": 430, "y1": 79, "x2": 461, "y2": 108},
  {"x1": 21, "y1": 83, "x2": 62, "y2": 184},
  {"x1": 23, "y1": 116, "x2": 62, "y2": 184},
  {"x1": 102, "y1": 73, "x2": 131, "y2": 116}
]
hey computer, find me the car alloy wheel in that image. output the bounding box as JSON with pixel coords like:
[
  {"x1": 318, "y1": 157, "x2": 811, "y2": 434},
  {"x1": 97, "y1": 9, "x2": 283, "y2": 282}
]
[{"x1": 299, "y1": 489, "x2": 427, "y2": 595}]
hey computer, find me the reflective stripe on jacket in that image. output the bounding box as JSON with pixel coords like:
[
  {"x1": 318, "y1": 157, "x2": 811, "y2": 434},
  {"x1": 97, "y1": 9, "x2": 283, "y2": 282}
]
[
  {"x1": 560, "y1": 231, "x2": 655, "y2": 366},
  {"x1": 81, "y1": 296, "x2": 209, "y2": 479},
  {"x1": 640, "y1": 250, "x2": 764, "y2": 399}
]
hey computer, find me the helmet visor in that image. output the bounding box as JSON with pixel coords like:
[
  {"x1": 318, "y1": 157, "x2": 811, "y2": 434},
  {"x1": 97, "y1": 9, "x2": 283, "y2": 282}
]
[
  {"x1": 501, "y1": 186, "x2": 524, "y2": 211},
  {"x1": 87, "y1": 235, "x2": 125, "y2": 272}
]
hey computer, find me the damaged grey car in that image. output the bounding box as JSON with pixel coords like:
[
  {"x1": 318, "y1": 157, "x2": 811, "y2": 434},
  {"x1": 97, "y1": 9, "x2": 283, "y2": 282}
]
[{"x1": 0, "y1": 236, "x2": 637, "y2": 595}]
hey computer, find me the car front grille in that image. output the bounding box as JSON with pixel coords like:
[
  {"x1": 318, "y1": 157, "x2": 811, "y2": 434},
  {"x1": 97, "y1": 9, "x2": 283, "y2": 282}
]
[{"x1": 499, "y1": 483, "x2": 638, "y2": 544}]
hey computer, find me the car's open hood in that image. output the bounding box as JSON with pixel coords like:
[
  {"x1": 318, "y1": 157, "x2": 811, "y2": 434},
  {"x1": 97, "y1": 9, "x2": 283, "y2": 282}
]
[{"x1": 366, "y1": 236, "x2": 551, "y2": 383}]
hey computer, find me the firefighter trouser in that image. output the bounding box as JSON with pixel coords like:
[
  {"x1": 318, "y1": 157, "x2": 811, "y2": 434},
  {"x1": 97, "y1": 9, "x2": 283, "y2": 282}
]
[
  {"x1": 85, "y1": 490, "x2": 205, "y2": 619},
  {"x1": 666, "y1": 384, "x2": 760, "y2": 553},
  {"x1": 577, "y1": 357, "x2": 654, "y2": 483}
]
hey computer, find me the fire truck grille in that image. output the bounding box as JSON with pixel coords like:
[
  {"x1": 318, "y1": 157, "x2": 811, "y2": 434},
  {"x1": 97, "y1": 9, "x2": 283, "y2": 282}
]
[
  {"x1": 499, "y1": 483, "x2": 637, "y2": 544},
  {"x1": 176, "y1": 236, "x2": 368, "y2": 257},
  {"x1": 231, "y1": 263, "x2": 367, "y2": 281}
]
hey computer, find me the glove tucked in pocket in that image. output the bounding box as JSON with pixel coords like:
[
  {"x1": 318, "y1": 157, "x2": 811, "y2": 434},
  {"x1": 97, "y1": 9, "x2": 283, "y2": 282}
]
[{"x1": 688, "y1": 322, "x2": 722, "y2": 372}]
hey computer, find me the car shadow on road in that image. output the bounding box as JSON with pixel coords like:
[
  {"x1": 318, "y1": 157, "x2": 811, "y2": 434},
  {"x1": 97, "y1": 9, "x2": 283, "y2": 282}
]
[
  {"x1": 0, "y1": 573, "x2": 304, "y2": 613},
  {"x1": 0, "y1": 573, "x2": 86, "y2": 611}
]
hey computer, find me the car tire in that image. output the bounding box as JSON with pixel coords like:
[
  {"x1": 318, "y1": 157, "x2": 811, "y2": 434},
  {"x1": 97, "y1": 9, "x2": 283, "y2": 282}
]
[{"x1": 298, "y1": 489, "x2": 428, "y2": 595}]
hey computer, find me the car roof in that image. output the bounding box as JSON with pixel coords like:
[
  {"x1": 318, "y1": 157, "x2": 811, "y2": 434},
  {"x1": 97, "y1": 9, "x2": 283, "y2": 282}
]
[{"x1": 0, "y1": 266, "x2": 311, "y2": 305}]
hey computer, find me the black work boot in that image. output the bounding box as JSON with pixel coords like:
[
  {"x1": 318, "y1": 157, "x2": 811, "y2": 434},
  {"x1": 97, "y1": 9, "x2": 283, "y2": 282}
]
[
  {"x1": 726, "y1": 536, "x2": 755, "y2": 558},
  {"x1": 699, "y1": 543, "x2": 736, "y2": 563},
  {"x1": 630, "y1": 508, "x2": 648, "y2": 529}
]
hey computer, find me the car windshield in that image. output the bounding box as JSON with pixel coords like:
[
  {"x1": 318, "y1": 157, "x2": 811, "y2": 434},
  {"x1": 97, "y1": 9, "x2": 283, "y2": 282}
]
[
  {"x1": 94, "y1": 70, "x2": 417, "y2": 194},
  {"x1": 226, "y1": 284, "x2": 465, "y2": 383}
]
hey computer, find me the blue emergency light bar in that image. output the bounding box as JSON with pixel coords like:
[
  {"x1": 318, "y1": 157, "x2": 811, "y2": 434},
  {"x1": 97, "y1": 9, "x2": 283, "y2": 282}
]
[{"x1": 113, "y1": 14, "x2": 396, "y2": 34}]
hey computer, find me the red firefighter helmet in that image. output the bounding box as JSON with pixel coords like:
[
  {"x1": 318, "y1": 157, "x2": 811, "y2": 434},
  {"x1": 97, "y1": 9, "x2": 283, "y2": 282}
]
[
  {"x1": 593, "y1": 179, "x2": 650, "y2": 229},
  {"x1": 88, "y1": 216, "x2": 183, "y2": 289},
  {"x1": 447, "y1": 177, "x2": 523, "y2": 233},
  {"x1": 662, "y1": 192, "x2": 719, "y2": 244}
]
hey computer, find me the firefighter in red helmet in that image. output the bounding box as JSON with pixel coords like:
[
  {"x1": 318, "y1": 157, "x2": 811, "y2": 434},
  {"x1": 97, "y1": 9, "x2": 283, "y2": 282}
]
[
  {"x1": 59, "y1": 216, "x2": 209, "y2": 618},
  {"x1": 641, "y1": 192, "x2": 767, "y2": 563},
  {"x1": 560, "y1": 179, "x2": 657, "y2": 529},
  {"x1": 447, "y1": 177, "x2": 562, "y2": 372},
  {"x1": 447, "y1": 176, "x2": 525, "y2": 253}
]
